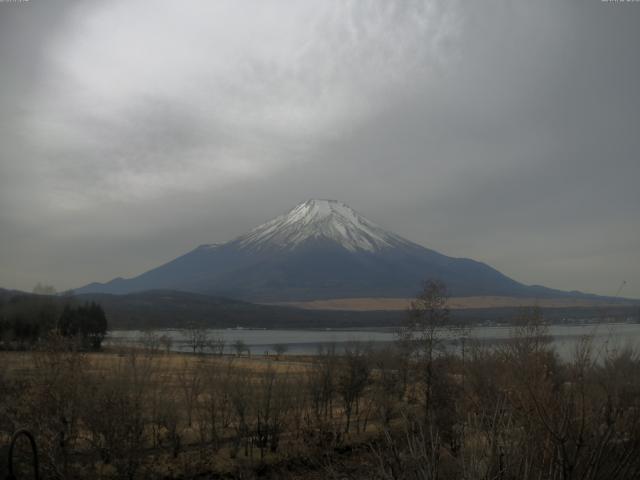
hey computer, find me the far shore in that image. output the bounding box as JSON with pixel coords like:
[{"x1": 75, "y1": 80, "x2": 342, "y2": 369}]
[{"x1": 264, "y1": 295, "x2": 637, "y2": 311}]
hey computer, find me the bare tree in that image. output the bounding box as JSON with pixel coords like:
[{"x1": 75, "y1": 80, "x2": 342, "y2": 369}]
[
  {"x1": 233, "y1": 339, "x2": 248, "y2": 357},
  {"x1": 228, "y1": 367, "x2": 254, "y2": 458},
  {"x1": 308, "y1": 344, "x2": 338, "y2": 423},
  {"x1": 176, "y1": 358, "x2": 204, "y2": 427},
  {"x1": 207, "y1": 335, "x2": 226, "y2": 355},
  {"x1": 273, "y1": 343, "x2": 288, "y2": 359},
  {"x1": 399, "y1": 279, "x2": 451, "y2": 421},
  {"x1": 139, "y1": 330, "x2": 161, "y2": 354},
  {"x1": 254, "y1": 367, "x2": 292, "y2": 458},
  {"x1": 158, "y1": 333, "x2": 173, "y2": 354},
  {"x1": 370, "y1": 346, "x2": 404, "y2": 427},
  {"x1": 27, "y1": 335, "x2": 88, "y2": 478},
  {"x1": 183, "y1": 323, "x2": 209, "y2": 354},
  {"x1": 337, "y1": 342, "x2": 371, "y2": 433},
  {"x1": 198, "y1": 358, "x2": 234, "y2": 451},
  {"x1": 82, "y1": 350, "x2": 152, "y2": 480}
]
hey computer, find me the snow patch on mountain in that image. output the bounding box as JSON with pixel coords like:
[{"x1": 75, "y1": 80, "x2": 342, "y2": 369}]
[{"x1": 234, "y1": 199, "x2": 412, "y2": 252}]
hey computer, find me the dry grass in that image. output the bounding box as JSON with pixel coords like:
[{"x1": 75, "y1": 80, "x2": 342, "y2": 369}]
[
  {"x1": 1, "y1": 349, "x2": 312, "y2": 380},
  {"x1": 4, "y1": 324, "x2": 640, "y2": 480}
]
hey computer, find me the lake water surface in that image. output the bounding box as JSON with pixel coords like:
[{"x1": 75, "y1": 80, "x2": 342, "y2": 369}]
[{"x1": 107, "y1": 322, "x2": 640, "y2": 360}]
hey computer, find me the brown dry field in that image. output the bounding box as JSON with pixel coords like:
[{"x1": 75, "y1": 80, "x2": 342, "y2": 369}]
[
  {"x1": 0, "y1": 349, "x2": 313, "y2": 379},
  {"x1": 0, "y1": 349, "x2": 339, "y2": 478},
  {"x1": 266, "y1": 295, "x2": 632, "y2": 311}
]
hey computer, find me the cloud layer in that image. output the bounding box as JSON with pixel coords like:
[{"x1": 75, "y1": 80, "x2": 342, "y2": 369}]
[{"x1": 1, "y1": 0, "x2": 639, "y2": 297}]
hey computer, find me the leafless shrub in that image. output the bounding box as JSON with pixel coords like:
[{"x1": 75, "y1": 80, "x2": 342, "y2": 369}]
[{"x1": 371, "y1": 414, "x2": 442, "y2": 480}]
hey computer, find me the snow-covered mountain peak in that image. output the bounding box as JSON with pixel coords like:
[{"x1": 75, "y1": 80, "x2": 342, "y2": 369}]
[{"x1": 234, "y1": 199, "x2": 411, "y2": 252}]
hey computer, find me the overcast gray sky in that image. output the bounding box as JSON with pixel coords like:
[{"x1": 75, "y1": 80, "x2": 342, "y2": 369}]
[{"x1": 1, "y1": 0, "x2": 638, "y2": 298}]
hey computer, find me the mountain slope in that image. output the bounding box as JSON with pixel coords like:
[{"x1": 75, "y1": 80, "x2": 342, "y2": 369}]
[{"x1": 76, "y1": 199, "x2": 592, "y2": 301}]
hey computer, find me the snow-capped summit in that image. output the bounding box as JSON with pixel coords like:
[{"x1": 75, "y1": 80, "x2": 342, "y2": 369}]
[{"x1": 234, "y1": 199, "x2": 411, "y2": 252}]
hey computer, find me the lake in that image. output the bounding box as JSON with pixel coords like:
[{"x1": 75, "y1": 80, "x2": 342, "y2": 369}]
[{"x1": 106, "y1": 322, "x2": 640, "y2": 360}]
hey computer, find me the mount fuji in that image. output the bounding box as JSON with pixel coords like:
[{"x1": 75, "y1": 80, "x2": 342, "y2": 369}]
[{"x1": 76, "y1": 199, "x2": 584, "y2": 301}]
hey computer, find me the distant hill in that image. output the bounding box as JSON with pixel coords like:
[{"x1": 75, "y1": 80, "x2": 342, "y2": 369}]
[
  {"x1": 2, "y1": 287, "x2": 637, "y2": 330},
  {"x1": 0, "y1": 287, "x2": 22, "y2": 300},
  {"x1": 76, "y1": 199, "x2": 614, "y2": 302},
  {"x1": 68, "y1": 290, "x2": 640, "y2": 329},
  {"x1": 75, "y1": 290, "x2": 402, "y2": 329}
]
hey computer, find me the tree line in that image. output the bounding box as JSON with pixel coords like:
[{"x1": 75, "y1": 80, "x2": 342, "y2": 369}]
[{"x1": 0, "y1": 290, "x2": 108, "y2": 350}]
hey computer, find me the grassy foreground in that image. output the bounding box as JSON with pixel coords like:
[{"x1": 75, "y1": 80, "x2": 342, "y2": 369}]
[{"x1": 2, "y1": 323, "x2": 640, "y2": 480}]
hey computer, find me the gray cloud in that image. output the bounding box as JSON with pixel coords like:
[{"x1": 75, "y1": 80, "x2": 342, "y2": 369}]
[{"x1": 0, "y1": 0, "x2": 638, "y2": 298}]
